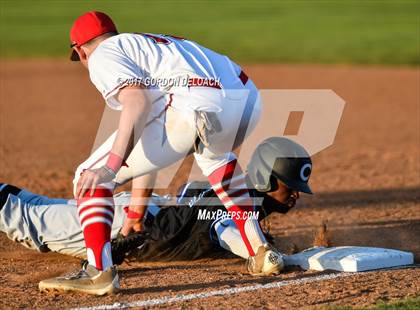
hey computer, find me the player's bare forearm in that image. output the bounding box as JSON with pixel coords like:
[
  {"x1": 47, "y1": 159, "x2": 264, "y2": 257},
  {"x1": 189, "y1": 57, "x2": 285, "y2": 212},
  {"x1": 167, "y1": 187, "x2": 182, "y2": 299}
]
[
  {"x1": 112, "y1": 85, "x2": 151, "y2": 160},
  {"x1": 130, "y1": 173, "x2": 157, "y2": 214},
  {"x1": 121, "y1": 172, "x2": 157, "y2": 236},
  {"x1": 75, "y1": 85, "x2": 152, "y2": 198}
]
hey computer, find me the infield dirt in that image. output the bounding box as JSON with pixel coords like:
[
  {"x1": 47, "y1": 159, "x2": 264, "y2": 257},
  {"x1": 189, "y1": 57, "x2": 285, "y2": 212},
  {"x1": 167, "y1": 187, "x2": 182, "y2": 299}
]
[{"x1": 0, "y1": 61, "x2": 419, "y2": 309}]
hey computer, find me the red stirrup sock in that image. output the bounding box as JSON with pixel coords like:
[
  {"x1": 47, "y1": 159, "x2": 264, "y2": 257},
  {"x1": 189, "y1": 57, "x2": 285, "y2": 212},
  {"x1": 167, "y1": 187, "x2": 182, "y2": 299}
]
[
  {"x1": 207, "y1": 159, "x2": 267, "y2": 257},
  {"x1": 77, "y1": 187, "x2": 114, "y2": 271}
]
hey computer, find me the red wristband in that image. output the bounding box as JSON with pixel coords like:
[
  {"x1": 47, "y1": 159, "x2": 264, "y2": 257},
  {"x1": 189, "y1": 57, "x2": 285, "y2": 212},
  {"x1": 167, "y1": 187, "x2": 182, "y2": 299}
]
[
  {"x1": 106, "y1": 152, "x2": 123, "y2": 172},
  {"x1": 127, "y1": 210, "x2": 144, "y2": 219}
]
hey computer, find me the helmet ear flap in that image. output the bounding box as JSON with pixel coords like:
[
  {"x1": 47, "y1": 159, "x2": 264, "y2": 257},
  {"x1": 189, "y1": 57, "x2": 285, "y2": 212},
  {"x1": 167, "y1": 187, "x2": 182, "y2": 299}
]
[
  {"x1": 255, "y1": 170, "x2": 264, "y2": 185},
  {"x1": 254, "y1": 170, "x2": 271, "y2": 192}
]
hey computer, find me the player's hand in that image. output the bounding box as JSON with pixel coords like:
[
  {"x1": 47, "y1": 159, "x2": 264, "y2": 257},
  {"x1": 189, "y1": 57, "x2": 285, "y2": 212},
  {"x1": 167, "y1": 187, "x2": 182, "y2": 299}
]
[
  {"x1": 121, "y1": 217, "x2": 144, "y2": 236},
  {"x1": 76, "y1": 167, "x2": 115, "y2": 199},
  {"x1": 284, "y1": 191, "x2": 299, "y2": 209}
]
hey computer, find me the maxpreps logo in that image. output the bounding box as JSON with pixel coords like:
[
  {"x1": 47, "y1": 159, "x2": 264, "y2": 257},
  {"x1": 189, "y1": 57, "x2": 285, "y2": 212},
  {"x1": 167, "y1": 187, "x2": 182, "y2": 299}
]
[{"x1": 197, "y1": 209, "x2": 259, "y2": 221}]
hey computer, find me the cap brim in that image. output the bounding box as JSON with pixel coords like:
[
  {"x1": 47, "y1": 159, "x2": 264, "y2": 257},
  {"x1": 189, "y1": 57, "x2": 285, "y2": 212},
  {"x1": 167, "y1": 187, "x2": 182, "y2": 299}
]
[
  {"x1": 281, "y1": 178, "x2": 313, "y2": 195},
  {"x1": 273, "y1": 172, "x2": 314, "y2": 195},
  {"x1": 70, "y1": 49, "x2": 80, "y2": 61},
  {"x1": 298, "y1": 182, "x2": 313, "y2": 195}
]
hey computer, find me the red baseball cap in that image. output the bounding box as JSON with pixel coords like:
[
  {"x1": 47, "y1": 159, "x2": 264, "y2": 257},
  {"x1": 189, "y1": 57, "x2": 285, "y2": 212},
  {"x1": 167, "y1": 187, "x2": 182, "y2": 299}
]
[{"x1": 70, "y1": 11, "x2": 117, "y2": 61}]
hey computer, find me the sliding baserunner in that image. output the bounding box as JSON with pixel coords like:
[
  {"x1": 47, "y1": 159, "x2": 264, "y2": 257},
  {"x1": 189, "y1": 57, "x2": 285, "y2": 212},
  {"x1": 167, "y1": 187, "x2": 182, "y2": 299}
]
[{"x1": 1, "y1": 138, "x2": 312, "y2": 279}]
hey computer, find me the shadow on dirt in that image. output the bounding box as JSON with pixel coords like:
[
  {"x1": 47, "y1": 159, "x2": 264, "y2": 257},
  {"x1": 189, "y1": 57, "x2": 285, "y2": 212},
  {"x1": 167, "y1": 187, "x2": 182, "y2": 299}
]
[
  {"x1": 119, "y1": 270, "x2": 326, "y2": 295},
  {"x1": 306, "y1": 187, "x2": 419, "y2": 209},
  {"x1": 120, "y1": 260, "x2": 239, "y2": 277}
]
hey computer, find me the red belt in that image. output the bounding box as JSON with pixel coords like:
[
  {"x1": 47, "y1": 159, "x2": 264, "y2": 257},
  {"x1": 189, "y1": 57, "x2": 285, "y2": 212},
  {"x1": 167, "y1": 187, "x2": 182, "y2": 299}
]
[{"x1": 188, "y1": 70, "x2": 248, "y2": 89}]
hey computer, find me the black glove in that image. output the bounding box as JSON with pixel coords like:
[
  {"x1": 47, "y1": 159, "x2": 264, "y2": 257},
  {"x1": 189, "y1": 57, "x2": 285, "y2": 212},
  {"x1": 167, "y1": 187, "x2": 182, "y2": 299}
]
[{"x1": 111, "y1": 231, "x2": 150, "y2": 265}]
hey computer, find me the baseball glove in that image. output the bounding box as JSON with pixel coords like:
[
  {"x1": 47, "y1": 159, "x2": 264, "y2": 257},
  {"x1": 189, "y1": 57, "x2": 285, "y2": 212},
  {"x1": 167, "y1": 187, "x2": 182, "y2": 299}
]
[{"x1": 111, "y1": 231, "x2": 150, "y2": 265}]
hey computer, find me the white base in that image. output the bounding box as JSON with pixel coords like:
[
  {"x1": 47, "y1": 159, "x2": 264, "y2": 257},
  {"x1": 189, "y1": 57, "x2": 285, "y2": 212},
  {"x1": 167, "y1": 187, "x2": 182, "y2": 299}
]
[{"x1": 284, "y1": 246, "x2": 414, "y2": 272}]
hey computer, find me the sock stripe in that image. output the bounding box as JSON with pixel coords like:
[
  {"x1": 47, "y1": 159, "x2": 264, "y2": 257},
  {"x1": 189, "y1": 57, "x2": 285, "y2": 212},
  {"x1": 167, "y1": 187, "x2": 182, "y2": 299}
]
[
  {"x1": 80, "y1": 212, "x2": 113, "y2": 226},
  {"x1": 78, "y1": 197, "x2": 114, "y2": 208},
  {"x1": 218, "y1": 187, "x2": 250, "y2": 201},
  {"x1": 79, "y1": 207, "x2": 114, "y2": 223},
  {"x1": 213, "y1": 174, "x2": 246, "y2": 194},
  {"x1": 78, "y1": 203, "x2": 114, "y2": 215},
  {"x1": 219, "y1": 178, "x2": 248, "y2": 195},
  {"x1": 81, "y1": 217, "x2": 113, "y2": 231},
  {"x1": 222, "y1": 195, "x2": 253, "y2": 208}
]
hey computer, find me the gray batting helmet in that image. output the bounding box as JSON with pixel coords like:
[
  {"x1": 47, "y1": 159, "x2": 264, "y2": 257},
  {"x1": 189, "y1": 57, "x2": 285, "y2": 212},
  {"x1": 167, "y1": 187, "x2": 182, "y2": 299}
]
[{"x1": 247, "y1": 137, "x2": 313, "y2": 194}]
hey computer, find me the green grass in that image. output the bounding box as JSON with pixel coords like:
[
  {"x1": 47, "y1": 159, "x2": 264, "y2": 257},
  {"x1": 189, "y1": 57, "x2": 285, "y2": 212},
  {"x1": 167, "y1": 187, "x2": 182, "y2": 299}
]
[
  {"x1": 0, "y1": 0, "x2": 419, "y2": 64},
  {"x1": 328, "y1": 296, "x2": 420, "y2": 310},
  {"x1": 372, "y1": 297, "x2": 420, "y2": 310}
]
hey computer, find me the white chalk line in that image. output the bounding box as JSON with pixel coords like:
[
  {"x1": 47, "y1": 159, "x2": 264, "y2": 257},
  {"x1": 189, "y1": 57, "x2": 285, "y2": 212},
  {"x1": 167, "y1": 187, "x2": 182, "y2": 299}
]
[{"x1": 72, "y1": 272, "x2": 354, "y2": 310}]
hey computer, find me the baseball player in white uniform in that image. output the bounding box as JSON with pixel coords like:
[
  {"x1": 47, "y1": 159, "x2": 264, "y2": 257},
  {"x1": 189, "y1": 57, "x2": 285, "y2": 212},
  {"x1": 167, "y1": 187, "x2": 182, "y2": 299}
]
[{"x1": 39, "y1": 11, "x2": 283, "y2": 295}]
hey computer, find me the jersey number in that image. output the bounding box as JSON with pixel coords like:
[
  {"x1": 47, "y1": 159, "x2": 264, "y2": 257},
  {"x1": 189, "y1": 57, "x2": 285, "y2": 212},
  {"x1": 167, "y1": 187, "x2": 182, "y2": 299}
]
[{"x1": 141, "y1": 33, "x2": 185, "y2": 45}]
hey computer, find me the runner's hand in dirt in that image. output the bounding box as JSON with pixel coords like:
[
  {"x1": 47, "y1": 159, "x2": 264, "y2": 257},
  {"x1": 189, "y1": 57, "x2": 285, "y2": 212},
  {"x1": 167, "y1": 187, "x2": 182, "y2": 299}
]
[
  {"x1": 75, "y1": 167, "x2": 115, "y2": 199},
  {"x1": 284, "y1": 191, "x2": 299, "y2": 209}
]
